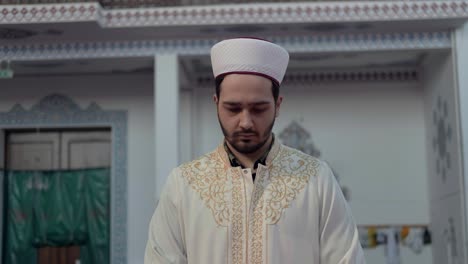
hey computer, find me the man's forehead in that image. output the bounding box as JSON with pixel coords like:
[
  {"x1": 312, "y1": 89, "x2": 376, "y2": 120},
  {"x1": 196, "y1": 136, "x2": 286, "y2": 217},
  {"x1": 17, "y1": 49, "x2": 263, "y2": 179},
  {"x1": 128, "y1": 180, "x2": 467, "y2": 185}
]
[{"x1": 221, "y1": 73, "x2": 272, "y2": 86}]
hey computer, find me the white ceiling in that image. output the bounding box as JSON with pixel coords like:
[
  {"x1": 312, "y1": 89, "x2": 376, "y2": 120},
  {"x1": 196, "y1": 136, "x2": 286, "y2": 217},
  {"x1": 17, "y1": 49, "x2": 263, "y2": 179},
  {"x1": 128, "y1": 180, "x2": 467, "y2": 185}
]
[
  {"x1": 10, "y1": 57, "x2": 153, "y2": 76},
  {"x1": 0, "y1": 18, "x2": 461, "y2": 44}
]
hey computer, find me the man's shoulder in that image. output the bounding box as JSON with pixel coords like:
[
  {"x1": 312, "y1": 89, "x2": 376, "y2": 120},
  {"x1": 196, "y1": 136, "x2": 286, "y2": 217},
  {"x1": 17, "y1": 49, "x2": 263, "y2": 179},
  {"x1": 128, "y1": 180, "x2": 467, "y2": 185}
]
[
  {"x1": 278, "y1": 144, "x2": 322, "y2": 163},
  {"x1": 171, "y1": 149, "x2": 226, "y2": 194},
  {"x1": 274, "y1": 144, "x2": 324, "y2": 176},
  {"x1": 177, "y1": 148, "x2": 223, "y2": 174}
]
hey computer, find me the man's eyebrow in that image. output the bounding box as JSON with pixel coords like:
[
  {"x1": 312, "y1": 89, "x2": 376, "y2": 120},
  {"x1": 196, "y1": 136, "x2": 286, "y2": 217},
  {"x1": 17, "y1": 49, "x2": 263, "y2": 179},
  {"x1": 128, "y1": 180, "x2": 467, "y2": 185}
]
[
  {"x1": 222, "y1": 102, "x2": 241, "y2": 106},
  {"x1": 250, "y1": 101, "x2": 270, "y2": 106},
  {"x1": 222, "y1": 101, "x2": 270, "y2": 106}
]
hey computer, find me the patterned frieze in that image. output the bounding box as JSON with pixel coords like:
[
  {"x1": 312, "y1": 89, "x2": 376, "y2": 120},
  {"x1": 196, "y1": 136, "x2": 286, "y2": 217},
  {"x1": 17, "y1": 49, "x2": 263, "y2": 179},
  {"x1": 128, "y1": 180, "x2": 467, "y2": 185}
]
[
  {"x1": 0, "y1": 31, "x2": 451, "y2": 60},
  {"x1": 0, "y1": 1, "x2": 466, "y2": 26}
]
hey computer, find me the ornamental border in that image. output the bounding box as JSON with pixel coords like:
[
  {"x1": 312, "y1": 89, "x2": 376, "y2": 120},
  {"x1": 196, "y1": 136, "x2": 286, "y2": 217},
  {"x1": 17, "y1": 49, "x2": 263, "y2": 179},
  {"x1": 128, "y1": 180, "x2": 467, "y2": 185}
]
[
  {"x1": 0, "y1": 3, "x2": 98, "y2": 24},
  {"x1": 101, "y1": 1, "x2": 468, "y2": 28},
  {"x1": 0, "y1": 1, "x2": 467, "y2": 26},
  {"x1": 0, "y1": 31, "x2": 452, "y2": 60}
]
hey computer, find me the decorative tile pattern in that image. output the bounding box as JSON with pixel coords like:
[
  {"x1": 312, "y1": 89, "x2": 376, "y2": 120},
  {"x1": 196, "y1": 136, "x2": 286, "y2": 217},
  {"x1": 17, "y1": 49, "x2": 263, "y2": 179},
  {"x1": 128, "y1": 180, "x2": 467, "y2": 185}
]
[
  {"x1": 0, "y1": 94, "x2": 127, "y2": 264},
  {"x1": 4, "y1": 0, "x2": 440, "y2": 9},
  {"x1": 444, "y1": 217, "x2": 459, "y2": 262},
  {"x1": 102, "y1": 1, "x2": 468, "y2": 27},
  {"x1": 0, "y1": 32, "x2": 451, "y2": 60},
  {"x1": 279, "y1": 121, "x2": 321, "y2": 158},
  {"x1": 1, "y1": 1, "x2": 467, "y2": 26},
  {"x1": 432, "y1": 94, "x2": 453, "y2": 183},
  {"x1": 430, "y1": 193, "x2": 466, "y2": 263},
  {"x1": 0, "y1": 3, "x2": 99, "y2": 24}
]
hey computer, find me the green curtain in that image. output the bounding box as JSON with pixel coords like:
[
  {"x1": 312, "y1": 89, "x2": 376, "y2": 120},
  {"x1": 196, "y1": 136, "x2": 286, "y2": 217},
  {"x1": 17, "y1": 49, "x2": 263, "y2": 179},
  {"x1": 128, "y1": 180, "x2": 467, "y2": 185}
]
[{"x1": 3, "y1": 168, "x2": 110, "y2": 264}]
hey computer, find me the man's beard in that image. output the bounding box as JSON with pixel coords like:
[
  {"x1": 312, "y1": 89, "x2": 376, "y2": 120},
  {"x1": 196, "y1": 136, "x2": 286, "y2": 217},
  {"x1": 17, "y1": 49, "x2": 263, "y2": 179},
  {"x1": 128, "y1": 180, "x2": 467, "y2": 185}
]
[{"x1": 218, "y1": 113, "x2": 275, "y2": 154}]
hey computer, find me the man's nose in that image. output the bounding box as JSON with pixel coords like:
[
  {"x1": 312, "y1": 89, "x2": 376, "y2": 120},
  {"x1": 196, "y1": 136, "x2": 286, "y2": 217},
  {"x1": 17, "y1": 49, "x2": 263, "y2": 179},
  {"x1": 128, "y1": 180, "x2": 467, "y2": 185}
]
[{"x1": 239, "y1": 110, "x2": 253, "y2": 130}]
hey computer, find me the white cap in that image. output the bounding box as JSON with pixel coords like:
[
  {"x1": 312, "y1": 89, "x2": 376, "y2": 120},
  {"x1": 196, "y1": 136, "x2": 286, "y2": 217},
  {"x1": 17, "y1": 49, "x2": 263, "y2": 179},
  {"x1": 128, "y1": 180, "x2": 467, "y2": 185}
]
[{"x1": 210, "y1": 38, "x2": 289, "y2": 85}]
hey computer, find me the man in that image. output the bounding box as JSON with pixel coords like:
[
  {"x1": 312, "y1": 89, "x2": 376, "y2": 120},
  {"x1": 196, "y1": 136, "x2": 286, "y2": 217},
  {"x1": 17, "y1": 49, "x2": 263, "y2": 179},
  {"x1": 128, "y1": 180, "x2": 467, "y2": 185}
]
[{"x1": 145, "y1": 38, "x2": 365, "y2": 264}]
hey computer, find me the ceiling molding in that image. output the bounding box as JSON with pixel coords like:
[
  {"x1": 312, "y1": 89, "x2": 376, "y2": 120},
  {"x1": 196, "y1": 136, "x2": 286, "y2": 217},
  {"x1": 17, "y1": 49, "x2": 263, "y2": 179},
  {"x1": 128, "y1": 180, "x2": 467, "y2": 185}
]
[
  {"x1": 0, "y1": 31, "x2": 451, "y2": 60},
  {"x1": 195, "y1": 67, "x2": 420, "y2": 87},
  {"x1": 283, "y1": 68, "x2": 420, "y2": 83},
  {"x1": 0, "y1": 1, "x2": 467, "y2": 26}
]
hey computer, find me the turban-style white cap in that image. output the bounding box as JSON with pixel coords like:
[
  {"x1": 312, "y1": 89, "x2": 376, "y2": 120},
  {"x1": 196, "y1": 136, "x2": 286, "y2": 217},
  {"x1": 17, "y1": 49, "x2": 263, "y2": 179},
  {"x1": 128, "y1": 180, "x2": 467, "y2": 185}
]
[{"x1": 210, "y1": 38, "x2": 289, "y2": 85}]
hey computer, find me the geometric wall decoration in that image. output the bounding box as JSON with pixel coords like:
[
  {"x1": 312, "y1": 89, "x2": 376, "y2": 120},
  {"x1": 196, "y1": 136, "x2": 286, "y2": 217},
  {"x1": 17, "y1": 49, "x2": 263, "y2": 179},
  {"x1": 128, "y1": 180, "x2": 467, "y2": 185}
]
[
  {"x1": 444, "y1": 217, "x2": 459, "y2": 264},
  {"x1": 430, "y1": 192, "x2": 466, "y2": 264},
  {"x1": 279, "y1": 120, "x2": 350, "y2": 200},
  {"x1": 101, "y1": 2, "x2": 468, "y2": 27},
  {"x1": 0, "y1": 94, "x2": 127, "y2": 264},
  {"x1": 1, "y1": 1, "x2": 467, "y2": 26},
  {"x1": 279, "y1": 121, "x2": 320, "y2": 158},
  {"x1": 432, "y1": 94, "x2": 453, "y2": 183},
  {"x1": 279, "y1": 120, "x2": 321, "y2": 158}
]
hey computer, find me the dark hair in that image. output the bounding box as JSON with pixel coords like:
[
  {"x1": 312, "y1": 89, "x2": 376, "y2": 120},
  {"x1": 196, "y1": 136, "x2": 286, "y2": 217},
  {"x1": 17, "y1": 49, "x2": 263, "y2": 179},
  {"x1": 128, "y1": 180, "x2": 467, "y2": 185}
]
[{"x1": 215, "y1": 75, "x2": 280, "y2": 102}]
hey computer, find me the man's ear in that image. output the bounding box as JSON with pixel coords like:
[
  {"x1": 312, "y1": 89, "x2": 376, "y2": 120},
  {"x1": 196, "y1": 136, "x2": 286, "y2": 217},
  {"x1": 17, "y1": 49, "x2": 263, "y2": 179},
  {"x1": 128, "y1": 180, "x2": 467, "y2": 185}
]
[
  {"x1": 213, "y1": 94, "x2": 219, "y2": 105},
  {"x1": 275, "y1": 96, "x2": 283, "y2": 118}
]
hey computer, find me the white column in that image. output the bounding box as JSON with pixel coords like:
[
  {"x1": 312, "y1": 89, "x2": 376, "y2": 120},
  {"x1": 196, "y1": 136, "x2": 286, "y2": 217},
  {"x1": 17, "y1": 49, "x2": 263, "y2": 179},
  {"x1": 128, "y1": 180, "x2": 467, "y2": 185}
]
[
  {"x1": 455, "y1": 22, "x2": 468, "y2": 246},
  {"x1": 154, "y1": 54, "x2": 179, "y2": 200}
]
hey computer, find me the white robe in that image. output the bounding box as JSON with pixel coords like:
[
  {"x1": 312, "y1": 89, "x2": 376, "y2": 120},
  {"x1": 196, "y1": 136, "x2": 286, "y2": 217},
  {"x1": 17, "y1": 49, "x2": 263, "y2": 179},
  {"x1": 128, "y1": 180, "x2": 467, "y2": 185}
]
[{"x1": 145, "y1": 141, "x2": 365, "y2": 264}]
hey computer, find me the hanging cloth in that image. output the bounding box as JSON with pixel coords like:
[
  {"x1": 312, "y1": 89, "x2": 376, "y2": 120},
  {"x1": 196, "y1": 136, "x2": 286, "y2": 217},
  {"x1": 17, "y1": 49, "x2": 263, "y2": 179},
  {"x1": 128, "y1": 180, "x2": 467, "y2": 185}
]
[
  {"x1": 384, "y1": 227, "x2": 401, "y2": 264},
  {"x1": 4, "y1": 168, "x2": 110, "y2": 264}
]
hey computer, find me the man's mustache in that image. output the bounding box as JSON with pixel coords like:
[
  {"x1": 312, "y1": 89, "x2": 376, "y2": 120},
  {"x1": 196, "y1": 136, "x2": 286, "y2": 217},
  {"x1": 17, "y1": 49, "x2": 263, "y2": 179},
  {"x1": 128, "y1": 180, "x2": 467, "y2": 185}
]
[{"x1": 233, "y1": 130, "x2": 258, "y2": 136}]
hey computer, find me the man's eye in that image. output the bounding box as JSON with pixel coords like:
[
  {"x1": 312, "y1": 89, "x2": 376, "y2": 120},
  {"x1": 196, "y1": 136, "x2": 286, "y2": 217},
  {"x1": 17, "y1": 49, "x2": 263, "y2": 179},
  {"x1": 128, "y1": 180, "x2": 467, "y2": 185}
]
[
  {"x1": 252, "y1": 108, "x2": 267, "y2": 114},
  {"x1": 227, "y1": 108, "x2": 241, "y2": 113}
]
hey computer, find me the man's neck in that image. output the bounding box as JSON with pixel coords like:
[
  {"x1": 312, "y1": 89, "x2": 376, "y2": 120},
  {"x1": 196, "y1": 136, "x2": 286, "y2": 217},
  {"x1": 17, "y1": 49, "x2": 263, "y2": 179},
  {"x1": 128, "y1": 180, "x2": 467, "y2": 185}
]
[{"x1": 226, "y1": 134, "x2": 273, "y2": 169}]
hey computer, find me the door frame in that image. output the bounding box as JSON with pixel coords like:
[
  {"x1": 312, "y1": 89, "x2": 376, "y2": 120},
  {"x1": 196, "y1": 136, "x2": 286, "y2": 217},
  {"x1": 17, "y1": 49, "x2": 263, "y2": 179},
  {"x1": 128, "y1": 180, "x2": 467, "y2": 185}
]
[{"x1": 0, "y1": 94, "x2": 127, "y2": 264}]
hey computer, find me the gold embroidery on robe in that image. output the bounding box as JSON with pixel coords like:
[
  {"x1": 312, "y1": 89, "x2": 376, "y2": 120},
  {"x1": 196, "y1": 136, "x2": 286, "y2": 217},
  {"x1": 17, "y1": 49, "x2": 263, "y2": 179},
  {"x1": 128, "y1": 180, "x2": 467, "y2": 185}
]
[
  {"x1": 265, "y1": 147, "x2": 320, "y2": 224},
  {"x1": 231, "y1": 169, "x2": 245, "y2": 264},
  {"x1": 180, "y1": 143, "x2": 320, "y2": 264},
  {"x1": 249, "y1": 146, "x2": 320, "y2": 264},
  {"x1": 250, "y1": 171, "x2": 267, "y2": 264},
  {"x1": 180, "y1": 151, "x2": 231, "y2": 226}
]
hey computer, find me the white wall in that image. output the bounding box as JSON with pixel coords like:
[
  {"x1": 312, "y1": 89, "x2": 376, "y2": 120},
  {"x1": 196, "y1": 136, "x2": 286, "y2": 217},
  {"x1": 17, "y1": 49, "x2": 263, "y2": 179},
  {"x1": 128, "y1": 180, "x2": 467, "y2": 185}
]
[
  {"x1": 190, "y1": 86, "x2": 223, "y2": 156},
  {"x1": 0, "y1": 73, "x2": 155, "y2": 264},
  {"x1": 179, "y1": 90, "x2": 194, "y2": 164},
  {"x1": 154, "y1": 54, "x2": 180, "y2": 200},
  {"x1": 189, "y1": 80, "x2": 431, "y2": 264}
]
